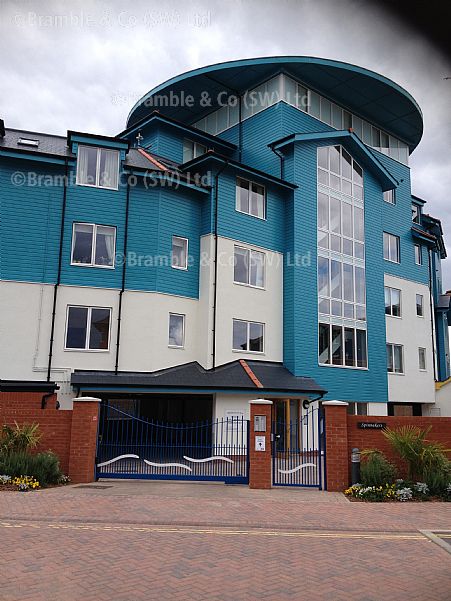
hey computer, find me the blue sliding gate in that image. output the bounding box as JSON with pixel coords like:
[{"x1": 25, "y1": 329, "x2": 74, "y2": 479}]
[
  {"x1": 272, "y1": 404, "x2": 325, "y2": 489},
  {"x1": 96, "y1": 403, "x2": 249, "y2": 484}
]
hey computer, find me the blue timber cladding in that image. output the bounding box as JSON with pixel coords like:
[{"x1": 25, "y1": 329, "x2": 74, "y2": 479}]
[
  {"x1": 216, "y1": 170, "x2": 287, "y2": 253},
  {"x1": 283, "y1": 139, "x2": 388, "y2": 403},
  {"x1": 0, "y1": 157, "x2": 64, "y2": 284},
  {"x1": 139, "y1": 124, "x2": 184, "y2": 163},
  {"x1": 375, "y1": 149, "x2": 429, "y2": 285},
  {"x1": 60, "y1": 164, "x2": 126, "y2": 289}
]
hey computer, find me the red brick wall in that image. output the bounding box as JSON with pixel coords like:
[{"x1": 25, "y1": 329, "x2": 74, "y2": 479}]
[
  {"x1": 323, "y1": 404, "x2": 349, "y2": 492},
  {"x1": 68, "y1": 400, "x2": 100, "y2": 483},
  {"x1": 249, "y1": 403, "x2": 272, "y2": 489},
  {"x1": 0, "y1": 392, "x2": 72, "y2": 473},
  {"x1": 347, "y1": 415, "x2": 451, "y2": 479}
]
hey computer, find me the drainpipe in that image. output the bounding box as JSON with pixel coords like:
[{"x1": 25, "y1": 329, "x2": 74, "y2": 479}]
[
  {"x1": 211, "y1": 159, "x2": 229, "y2": 369},
  {"x1": 238, "y1": 94, "x2": 243, "y2": 163},
  {"x1": 114, "y1": 173, "x2": 131, "y2": 374},
  {"x1": 427, "y1": 247, "x2": 437, "y2": 381},
  {"x1": 269, "y1": 144, "x2": 285, "y2": 179},
  {"x1": 47, "y1": 157, "x2": 69, "y2": 382}
]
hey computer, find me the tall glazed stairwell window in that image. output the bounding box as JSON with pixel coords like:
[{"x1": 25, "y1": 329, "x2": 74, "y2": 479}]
[{"x1": 317, "y1": 145, "x2": 367, "y2": 368}]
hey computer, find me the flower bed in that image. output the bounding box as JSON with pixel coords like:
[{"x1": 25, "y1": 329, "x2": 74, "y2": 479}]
[{"x1": 345, "y1": 480, "x2": 451, "y2": 502}]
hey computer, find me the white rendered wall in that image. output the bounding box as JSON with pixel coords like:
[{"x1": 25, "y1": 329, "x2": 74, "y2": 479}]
[{"x1": 384, "y1": 274, "x2": 435, "y2": 404}]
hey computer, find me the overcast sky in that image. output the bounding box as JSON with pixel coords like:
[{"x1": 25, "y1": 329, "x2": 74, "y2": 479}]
[{"x1": 1, "y1": 0, "x2": 450, "y2": 287}]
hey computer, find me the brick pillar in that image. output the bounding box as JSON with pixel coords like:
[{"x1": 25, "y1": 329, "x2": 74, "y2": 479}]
[
  {"x1": 323, "y1": 400, "x2": 349, "y2": 492},
  {"x1": 68, "y1": 397, "x2": 101, "y2": 484},
  {"x1": 248, "y1": 399, "x2": 273, "y2": 490}
]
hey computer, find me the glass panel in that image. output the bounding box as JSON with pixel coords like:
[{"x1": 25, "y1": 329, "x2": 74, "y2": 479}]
[
  {"x1": 415, "y1": 244, "x2": 422, "y2": 265},
  {"x1": 342, "y1": 179, "x2": 352, "y2": 196},
  {"x1": 99, "y1": 149, "x2": 119, "y2": 189},
  {"x1": 355, "y1": 266, "x2": 366, "y2": 304},
  {"x1": 95, "y1": 226, "x2": 115, "y2": 267},
  {"x1": 353, "y1": 184, "x2": 363, "y2": 201},
  {"x1": 250, "y1": 183, "x2": 265, "y2": 218},
  {"x1": 343, "y1": 111, "x2": 352, "y2": 129},
  {"x1": 344, "y1": 328, "x2": 355, "y2": 366},
  {"x1": 168, "y1": 314, "x2": 184, "y2": 347},
  {"x1": 216, "y1": 106, "x2": 228, "y2": 132},
  {"x1": 383, "y1": 233, "x2": 390, "y2": 260},
  {"x1": 352, "y1": 116, "x2": 363, "y2": 139},
  {"x1": 236, "y1": 178, "x2": 249, "y2": 213},
  {"x1": 329, "y1": 146, "x2": 340, "y2": 175},
  {"x1": 331, "y1": 104, "x2": 342, "y2": 129},
  {"x1": 234, "y1": 247, "x2": 248, "y2": 284},
  {"x1": 318, "y1": 147, "x2": 329, "y2": 170},
  {"x1": 387, "y1": 344, "x2": 394, "y2": 372},
  {"x1": 419, "y1": 348, "x2": 426, "y2": 370},
  {"x1": 342, "y1": 238, "x2": 353, "y2": 256},
  {"x1": 320, "y1": 98, "x2": 331, "y2": 125},
  {"x1": 385, "y1": 287, "x2": 391, "y2": 315},
  {"x1": 330, "y1": 234, "x2": 341, "y2": 253},
  {"x1": 356, "y1": 305, "x2": 366, "y2": 321},
  {"x1": 318, "y1": 256, "x2": 330, "y2": 296},
  {"x1": 341, "y1": 148, "x2": 352, "y2": 180},
  {"x1": 319, "y1": 323, "x2": 330, "y2": 364},
  {"x1": 89, "y1": 308, "x2": 110, "y2": 350},
  {"x1": 318, "y1": 230, "x2": 329, "y2": 249},
  {"x1": 331, "y1": 300, "x2": 342, "y2": 316},
  {"x1": 362, "y1": 121, "x2": 372, "y2": 145},
  {"x1": 284, "y1": 75, "x2": 297, "y2": 105},
  {"x1": 206, "y1": 112, "x2": 217, "y2": 134},
  {"x1": 352, "y1": 162, "x2": 363, "y2": 185},
  {"x1": 354, "y1": 242, "x2": 365, "y2": 259},
  {"x1": 342, "y1": 202, "x2": 352, "y2": 238},
  {"x1": 233, "y1": 320, "x2": 248, "y2": 351},
  {"x1": 318, "y1": 192, "x2": 329, "y2": 229},
  {"x1": 343, "y1": 263, "x2": 354, "y2": 302},
  {"x1": 330, "y1": 197, "x2": 341, "y2": 233},
  {"x1": 318, "y1": 298, "x2": 330, "y2": 315},
  {"x1": 356, "y1": 330, "x2": 367, "y2": 367},
  {"x1": 78, "y1": 146, "x2": 98, "y2": 186},
  {"x1": 380, "y1": 132, "x2": 389, "y2": 154},
  {"x1": 332, "y1": 325, "x2": 343, "y2": 365},
  {"x1": 383, "y1": 190, "x2": 395, "y2": 204},
  {"x1": 309, "y1": 91, "x2": 321, "y2": 118},
  {"x1": 343, "y1": 303, "x2": 354, "y2": 318},
  {"x1": 392, "y1": 288, "x2": 401, "y2": 317},
  {"x1": 412, "y1": 204, "x2": 420, "y2": 223},
  {"x1": 250, "y1": 250, "x2": 265, "y2": 287},
  {"x1": 66, "y1": 307, "x2": 88, "y2": 349},
  {"x1": 172, "y1": 237, "x2": 187, "y2": 269},
  {"x1": 398, "y1": 143, "x2": 409, "y2": 164},
  {"x1": 183, "y1": 140, "x2": 194, "y2": 163},
  {"x1": 72, "y1": 223, "x2": 93, "y2": 264},
  {"x1": 354, "y1": 206, "x2": 364, "y2": 241},
  {"x1": 372, "y1": 127, "x2": 381, "y2": 148},
  {"x1": 330, "y1": 260, "x2": 342, "y2": 299},
  {"x1": 389, "y1": 136, "x2": 399, "y2": 161},
  {"x1": 394, "y1": 345, "x2": 403, "y2": 373},
  {"x1": 229, "y1": 103, "x2": 239, "y2": 127},
  {"x1": 330, "y1": 174, "x2": 340, "y2": 191},
  {"x1": 296, "y1": 84, "x2": 308, "y2": 111},
  {"x1": 416, "y1": 294, "x2": 423, "y2": 316},
  {"x1": 249, "y1": 322, "x2": 264, "y2": 352},
  {"x1": 317, "y1": 168, "x2": 329, "y2": 186}
]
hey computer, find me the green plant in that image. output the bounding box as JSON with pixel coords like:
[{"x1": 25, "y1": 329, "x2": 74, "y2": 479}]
[
  {"x1": 382, "y1": 425, "x2": 450, "y2": 482},
  {"x1": 0, "y1": 450, "x2": 62, "y2": 487},
  {"x1": 0, "y1": 422, "x2": 42, "y2": 456},
  {"x1": 0, "y1": 451, "x2": 30, "y2": 476},
  {"x1": 360, "y1": 449, "x2": 396, "y2": 487}
]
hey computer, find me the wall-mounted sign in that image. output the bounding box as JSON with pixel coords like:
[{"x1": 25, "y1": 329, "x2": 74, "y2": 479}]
[
  {"x1": 255, "y1": 436, "x2": 266, "y2": 451},
  {"x1": 358, "y1": 422, "x2": 386, "y2": 430},
  {"x1": 254, "y1": 415, "x2": 266, "y2": 432}
]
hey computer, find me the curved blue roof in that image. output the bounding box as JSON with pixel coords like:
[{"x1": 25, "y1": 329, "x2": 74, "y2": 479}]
[{"x1": 127, "y1": 56, "x2": 423, "y2": 151}]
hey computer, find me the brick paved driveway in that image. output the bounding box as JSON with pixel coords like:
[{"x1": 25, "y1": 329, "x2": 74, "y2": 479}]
[{"x1": 1, "y1": 481, "x2": 450, "y2": 601}]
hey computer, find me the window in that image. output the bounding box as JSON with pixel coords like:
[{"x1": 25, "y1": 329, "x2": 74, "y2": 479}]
[
  {"x1": 71, "y1": 223, "x2": 116, "y2": 268},
  {"x1": 383, "y1": 190, "x2": 395, "y2": 204},
  {"x1": 414, "y1": 244, "x2": 422, "y2": 265},
  {"x1": 234, "y1": 246, "x2": 265, "y2": 288},
  {"x1": 412, "y1": 204, "x2": 420, "y2": 224},
  {"x1": 171, "y1": 236, "x2": 188, "y2": 270},
  {"x1": 418, "y1": 347, "x2": 427, "y2": 371},
  {"x1": 168, "y1": 313, "x2": 185, "y2": 348},
  {"x1": 317, "y1": 257, "x2": 366, "y2": 321},
  {"x1": 232, "y1": 319, "x2": 264, "y2": 352},
  {"x1": 318, "y1": 323, "x2": 367, "y2": 368},
  {"x1": 76, "y1": 146, "x2": 119, "y2": 190},
  {"x1": 416, "y1": 294, "x2": 424, "y2": 317},
  {"x1": 383, "y1": 232, "x2": 400, "y2": 263},
  {"x1": 347, "y1": 402, "x2": 368, "y2": 416},
  {"x1": 387, "y1": 343, "x2": 404, "y2": 374},
  {"x1": 236, "y1": 178, "x2": 265, "y2": 219},
  {"x1": 384, "y1": 286, "x2": 401, "y2": 317},
  {"x1": 183, "y1": 139, "x2": 207, "y2": 163},
  {"x1": 65, "y1": 306, "x2": 111, "y2": 351}
]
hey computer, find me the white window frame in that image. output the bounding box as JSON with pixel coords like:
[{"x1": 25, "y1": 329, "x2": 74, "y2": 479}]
[
  {"x1": 183, "y1": 139, "x2": 207, "y2": 163},
  {"x1": 76, "y1": 145, "x2": 120, "y2": 191},
  {"x1": 383, "y1": 232, "x2": 400, "y2": 263},
  {"x1": 387, "y1": 343, "x2": 404, "y2": 374},
  {"x1": 414, "y1": 244, "x2": 422, "y2": 266},
  {"x1": 71, "y1": 223, "x2": 116, "y2": 269},
  {"x1": 384, "y1": 286, "x2": 402, "y2": 318},
  {"x1": 233, "y1": 245, "x2": 266, "y2": 289},
  {"x1": 318, "y1": 322, "x2": 368, "y2": 370},
  {"x1": 235, "y1": 177, "x2": 266, "y2": 220},
  {"x1": 171, "y1": 236, "x2": 189, "y2": 270},
  {"x1": 418, "y1": 347, "x2": 427, "y2": 371},
  {"x1": 412, "y1": 204, "x2": 421, "y2": 224},
  {"x1": 416, "y1": 294, "x2": 424, "y2": 317},
  {"x1": 383, "y1": 190, "x2": 395, "y2": 205},
  {"x1": 64, "y1": 305, "x2": 112, "y2": 352},
  {"x1": 168, "y1": 313, "x2": 185, "y2": 348},
  {"x1": 232, "y1": 319, "x2": 265, "y2": 354}
]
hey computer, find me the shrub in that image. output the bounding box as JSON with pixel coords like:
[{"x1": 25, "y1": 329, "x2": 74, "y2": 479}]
[
  {"x1": 0, "y1": 422, "x2": 41, "y2": 456},
  {"x1": 360, "y1": 449, "x2": 397, "y2": 487},
  {"x1": 0, "y1": 450, "x2": 62, "y2": 487}
]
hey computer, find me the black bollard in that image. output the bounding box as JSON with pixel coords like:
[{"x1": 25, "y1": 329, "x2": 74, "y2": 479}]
[{"x1": 351, "y1": 447, "x2": 361, "y2": 485}]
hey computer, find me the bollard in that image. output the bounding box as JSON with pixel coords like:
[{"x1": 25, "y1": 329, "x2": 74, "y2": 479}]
[{"x1": 351, "y1": 447, "x2": 361, "y2": 485}]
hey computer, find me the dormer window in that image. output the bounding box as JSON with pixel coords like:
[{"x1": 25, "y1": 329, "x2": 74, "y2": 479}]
[
  {"x1": 412, "y1": 203, "x2": 421, "y2": 224},
  {"x1": 76, "y1": 145, "x2": 119, "y2": 190},
  {"x1": 18, "y1": 138, "x2": 39, "y2": 147},
  {"x1": 183, "y1": 139, "x2": 207, "y2": 163}
]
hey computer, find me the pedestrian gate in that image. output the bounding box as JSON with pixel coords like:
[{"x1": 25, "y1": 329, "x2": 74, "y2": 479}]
[
  {"x1": 96, "y1": 403, "x2": 249, "y2": 484},
  {"x1": 272, "y1": 404, "x2": 325, "y2": 489}
]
